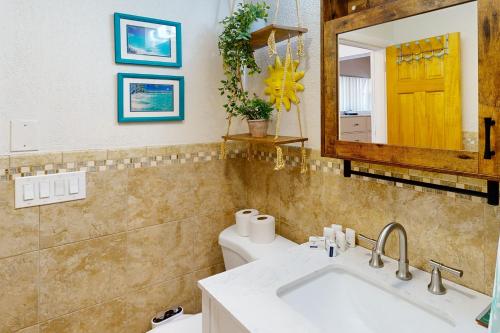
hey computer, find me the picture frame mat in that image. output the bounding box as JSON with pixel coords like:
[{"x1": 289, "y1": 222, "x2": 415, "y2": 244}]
[
  {"x1": 123, "y1": 77, "x2": 180, "y2": 119},
  {"x1": 119, "y1": 18, "x2": 178, "y2": 63}
]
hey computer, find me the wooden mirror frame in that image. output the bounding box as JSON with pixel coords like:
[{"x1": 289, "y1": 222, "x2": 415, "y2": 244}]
[{"x1": 321, "y1": 0, "x2": 500, "y2": 179}]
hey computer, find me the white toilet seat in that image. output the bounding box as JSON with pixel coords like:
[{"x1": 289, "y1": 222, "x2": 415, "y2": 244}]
[{"x1": 148, "y1": 313, "x2": 202, "y2": 333}]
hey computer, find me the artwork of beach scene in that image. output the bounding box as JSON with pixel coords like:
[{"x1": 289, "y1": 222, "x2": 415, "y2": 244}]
[
  {"x1": 126, "y1": 24, "x2": 172, "y2": 57},
  {"x1": 130, "y1": 83, "x2": 174, "y2": 112}
]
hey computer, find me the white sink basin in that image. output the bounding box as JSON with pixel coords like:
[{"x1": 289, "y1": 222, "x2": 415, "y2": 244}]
[
  {"x1": 199, "y1": 246, "x2": 491, "y2": 333},
  {"x1": 278, "y1": 265, "x2": 455, "y2": 333}
]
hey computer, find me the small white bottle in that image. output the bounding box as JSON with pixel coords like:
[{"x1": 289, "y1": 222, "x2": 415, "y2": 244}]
[
  {"x1": 346, "y1": 228, "x2": 356, "y2": 248},
  {"x1": 324, "y1": 227, "x2": 334, "y2": 241},
  {"x1": 309, "y1": 236, "x2": 318, "y2": 248},
  {"x1": 332, "y1": 224, "x2": 343, "y2": 234},
  {"x1": 317, "y1": 236, "x2": 326, "y2": 250},
  {"x1": 336, "y1": 231, "x2": 347, "y2": 252}
]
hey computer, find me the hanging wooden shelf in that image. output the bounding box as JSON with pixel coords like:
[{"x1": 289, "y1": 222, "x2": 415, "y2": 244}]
[
  {"x1": 250, "y1": 24, "x2": 308, "y2": 50},
  {"x1": 223, "y1": 133, "x2": 308, "y2": 145}
]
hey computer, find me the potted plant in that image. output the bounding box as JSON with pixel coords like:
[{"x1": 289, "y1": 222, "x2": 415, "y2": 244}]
[
  {"x1": 237, "y1": 96, "x2": 274, "y2": 137},
  {"x1": 218, "y1": 2, "x2": 269, "y2": 120}
]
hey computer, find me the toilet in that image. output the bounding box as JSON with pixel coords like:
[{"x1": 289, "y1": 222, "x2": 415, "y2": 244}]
[{"x1": 149, "y1": 224, "x2": 297, "y2": 333}]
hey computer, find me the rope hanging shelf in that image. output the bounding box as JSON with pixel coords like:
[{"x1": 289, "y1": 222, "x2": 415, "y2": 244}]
[
  {"x1": 250, "y1": 24, "x2": 308, "y2": 50},
  {"x1": 222, "y1": 133, "x2": 307, "y2": 145},
  {"x1": 221, "y1": 0, "x2": 309, "y2": 173}
]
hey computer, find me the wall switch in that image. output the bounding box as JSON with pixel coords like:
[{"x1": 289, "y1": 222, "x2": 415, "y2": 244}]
[
  {"x1": 39, "y1": 181, "x2": 50, "y2": 198},
  {"x1": 10, "y1": 120, "x2": 39, "y2": 152},
  {"x1": 22, "y1": 183, "x2": 34, "y2": 201},
  {"x1": 69, "y1": 178, "x2": 79, "y2": 194},
  {"x1": 54, "y1": 180, "x2": 65, "y2": 196},
  {"x1": 15, "y1": 172, "x2": 86, "y2": 208}
]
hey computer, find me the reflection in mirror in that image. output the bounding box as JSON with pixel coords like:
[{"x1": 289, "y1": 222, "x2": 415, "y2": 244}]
[{"x1": 337, "y1": 2, "x2": 478, "y2": 151}]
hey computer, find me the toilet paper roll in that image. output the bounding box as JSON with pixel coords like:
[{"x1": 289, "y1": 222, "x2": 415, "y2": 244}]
[
  {"x1": 249, "y1": 215, "x2": 276, "y2": 244},
  {"x1": 235, "y1": 209, "x2": 259, "y2": 237}
]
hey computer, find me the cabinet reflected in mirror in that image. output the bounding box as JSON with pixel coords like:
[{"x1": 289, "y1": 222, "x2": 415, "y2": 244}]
[{"x1": 337, "y1": 1, "x2": 478, "y2": 152}]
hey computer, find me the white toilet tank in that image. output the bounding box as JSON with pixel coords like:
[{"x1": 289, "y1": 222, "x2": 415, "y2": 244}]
[{"x1": 218, "y1": 225, "x2": 297, "y2": 270}]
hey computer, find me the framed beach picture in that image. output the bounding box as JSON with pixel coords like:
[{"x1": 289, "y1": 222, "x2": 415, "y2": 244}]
[
  {"x1": 118, "y1": 73, "x2": 184, "y2": 122},
  {"x1": 114, "y1": 13, "x2": 182, "y2": 67}
]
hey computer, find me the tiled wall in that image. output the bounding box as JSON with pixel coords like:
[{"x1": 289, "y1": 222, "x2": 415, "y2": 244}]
[
  {"x1": 0, "y1": 143, "x2": 245, "y2": 333},
  {"x1": 2, "y1": 141, "x2": 499, "y2": 333},
  {"x1": 246, "y1": 145, "x2": 500, "y2": 295}
]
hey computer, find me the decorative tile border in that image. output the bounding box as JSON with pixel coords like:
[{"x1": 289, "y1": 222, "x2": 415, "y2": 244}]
[
  {"x1": 0, "y1": 143, "x2": 246, "y2": 182},
  {"x1": 248, "y1": 146, "x2": 488, "y2": 204},
  {"x1": 0, "y1": 142, "x2": 489, "y2": 203}
]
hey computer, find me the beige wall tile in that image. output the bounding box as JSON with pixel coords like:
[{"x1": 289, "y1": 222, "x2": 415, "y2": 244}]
[
  {"x1": 278, "y1": 166, "x2": 326, "y2": 235},
  {"x1": 125, "y1": 275, "x2": 195, "y2": 333},
  {"x1": 39, "y1": 234, "x2": 127, "y2": 321},
  {"x1": 196, "y1": 160, "x2": 247, "y2": 214},
  {"x1": 245, "y1": 160, "x2": 280, "y2": 218},
  {"x1": 107, "y1": 147, "x2": 147, "y2": 160},
  {"x1": 193, "y1": 212, "x2": 233, "y2": 270},
  {"x1": 0, "y1": 181, "x2": 38, "y2": 259},
  {"x1": 278, "y1": 219, "x2": 303, "y2": 244},
  {"x1": 484, "y1": 205, "x2": 500, "y2": 295},
  {"x1": 17, "y1": 325, "x2": 39, "y2": 333},
  {"x1": 126, "y1": 220, "x2": 194, "y2": 290},
  {"x1": 39, "y1": 298, "x2": 127, "y2": 333},
  {"x1": 128, "y1": 164, "x2": 201, "y2": 230},
  {"x1": 393, "y1": 190, "x2": 486, "y2": 292},
  {"x1": 62, "y1": 150, "x2": 107, "y2": 163},
  {"x1": 40, "y1": 170, "x2": 127, "y2": 248},
  {"x1": 0, "y1": 156, "x2": 9, "y2": 169},
  {"x1": 10, "y1": 152, "x2": 62, "y2": 168},
  {"x1": 0, "y1": 252, "x2": 38, "y2": 332}
]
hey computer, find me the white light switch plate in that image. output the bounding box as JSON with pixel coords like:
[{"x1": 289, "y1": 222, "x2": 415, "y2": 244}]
[
  {"x1": 10, "y1": 120, "x2": 39, "y2": 152},
  {"x1": 15, "y1": 172, "x2": 86, "y2": 208}
]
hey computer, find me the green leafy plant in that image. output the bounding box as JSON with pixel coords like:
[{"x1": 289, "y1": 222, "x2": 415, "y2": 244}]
[
  {"x1": 218, "y1": 2, "x2": 269, "y2": 117},
  {"x1": 237, "y1": 96, "x2": 274, "y2": 120}
]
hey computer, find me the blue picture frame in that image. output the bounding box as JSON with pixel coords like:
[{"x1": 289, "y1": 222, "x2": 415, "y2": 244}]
[
  {"x1": 114, "y1": 13, "x2": 182, "y2": 68},
  {"x1": 118, "y1": 73, "x2": 185, "y2": 123}
]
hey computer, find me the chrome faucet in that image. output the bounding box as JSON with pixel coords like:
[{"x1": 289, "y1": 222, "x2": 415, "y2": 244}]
[{"x1": 372, "y1": 222, "x2": 412, "y2": 281}]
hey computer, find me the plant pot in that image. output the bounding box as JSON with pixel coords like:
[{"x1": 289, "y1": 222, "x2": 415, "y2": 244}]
[
  {"x1": 249, "y1": 19, "x2": 266, "y2": 33},
  {"x1": 247, "y1": 119, "x2": 269, "y2": 138}
]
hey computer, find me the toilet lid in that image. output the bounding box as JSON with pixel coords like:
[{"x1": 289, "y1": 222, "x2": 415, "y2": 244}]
[
  {"x1": 218, "y1": 225, "x2": 297, "y2": 262},
  {"x1": 148, "y1": 314, "x2": 201, "y2": 333}
]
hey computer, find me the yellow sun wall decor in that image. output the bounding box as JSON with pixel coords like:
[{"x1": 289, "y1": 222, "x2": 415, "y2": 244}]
[{"x1": 264, "y1": 56, "x2": 305, "y2": 111}]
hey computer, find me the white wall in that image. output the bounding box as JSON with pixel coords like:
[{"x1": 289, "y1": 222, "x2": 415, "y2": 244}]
[{"x1": 0, "y1": 0, "x2": 234, "y2": 154}]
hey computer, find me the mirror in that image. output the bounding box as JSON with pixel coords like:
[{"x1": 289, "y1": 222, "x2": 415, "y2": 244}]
[{"x1": 337, "y1": 2, "x2": 478, "y2": 152}]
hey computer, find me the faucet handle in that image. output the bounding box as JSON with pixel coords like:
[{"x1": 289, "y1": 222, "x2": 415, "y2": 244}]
[
  {"x1": 359, "y1": 234, "x2": 384, "y2": 268},
  {"x1": 427, "y1": 260, "x2": 463, "y2": 295}
]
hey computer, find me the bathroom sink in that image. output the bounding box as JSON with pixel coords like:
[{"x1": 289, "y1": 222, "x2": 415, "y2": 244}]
[
  {"x1": 200, "y1": 246, "x2": 490, "y2": 333},
  {"x1": 278, "y1": 266, "x2": 455, "y2": 333}
]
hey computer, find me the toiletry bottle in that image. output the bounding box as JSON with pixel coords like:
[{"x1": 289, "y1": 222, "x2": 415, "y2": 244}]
[{"x1": 346, "y1": 228, "x2": 356, "y2": 248}]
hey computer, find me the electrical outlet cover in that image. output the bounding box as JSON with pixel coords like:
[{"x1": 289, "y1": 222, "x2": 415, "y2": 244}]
[{"x1": 10, "y1": 120, "x2": 39, "y2": 152}]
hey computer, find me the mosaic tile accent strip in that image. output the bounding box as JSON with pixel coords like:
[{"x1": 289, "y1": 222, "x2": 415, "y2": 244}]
[
  {"x1": 248, "y1": 147, "x2": 489, "y2": 204},
  {"x1": 0, "y1": 142, "x2": 490, "y2": 204},
  {"x1": 0, "y1": 145, "x2": 245, "y2": 182}
]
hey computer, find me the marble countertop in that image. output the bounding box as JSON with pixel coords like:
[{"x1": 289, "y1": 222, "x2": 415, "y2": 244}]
[{"x1": 198, "y1": 244, "x2": 491, "y2": 333}]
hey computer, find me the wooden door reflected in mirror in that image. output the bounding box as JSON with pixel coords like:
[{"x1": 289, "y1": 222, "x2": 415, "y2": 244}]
[{"x1": 337, "y1": 2, "x2": 477, "y2": 152}]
